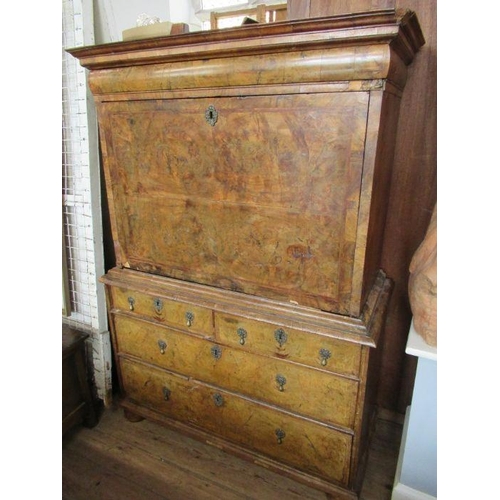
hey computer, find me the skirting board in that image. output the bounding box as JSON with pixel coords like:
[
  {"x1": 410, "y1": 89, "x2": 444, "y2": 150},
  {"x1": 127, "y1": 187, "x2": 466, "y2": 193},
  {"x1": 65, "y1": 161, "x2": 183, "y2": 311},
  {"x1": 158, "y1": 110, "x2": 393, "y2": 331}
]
[
  {"x1": 391, "y1": 406, "x2": 436, "y2": 500},
  {"x1": 89, "y1": 329, "x2": 113, "y2": 406},
  {"x1": 392, "y1": 483, "x2": 436, "y2": 500},
  {"x1": 391, "y1": 483, "x2": 436, "y2": 500}
]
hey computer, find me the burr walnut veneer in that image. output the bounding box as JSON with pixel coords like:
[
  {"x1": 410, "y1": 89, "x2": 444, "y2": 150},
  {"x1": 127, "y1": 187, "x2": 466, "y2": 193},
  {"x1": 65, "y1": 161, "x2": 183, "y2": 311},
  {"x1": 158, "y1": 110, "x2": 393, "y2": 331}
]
[{"x1": 69, "y1": 9, "x2": 423, "y2": 498}]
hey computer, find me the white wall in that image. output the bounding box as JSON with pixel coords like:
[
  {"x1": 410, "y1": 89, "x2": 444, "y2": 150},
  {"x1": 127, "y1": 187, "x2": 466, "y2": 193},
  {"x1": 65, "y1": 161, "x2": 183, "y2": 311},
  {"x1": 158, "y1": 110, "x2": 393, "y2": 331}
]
[{"x1": 398, "y1": 358, "x2": 437, "y2": 497}]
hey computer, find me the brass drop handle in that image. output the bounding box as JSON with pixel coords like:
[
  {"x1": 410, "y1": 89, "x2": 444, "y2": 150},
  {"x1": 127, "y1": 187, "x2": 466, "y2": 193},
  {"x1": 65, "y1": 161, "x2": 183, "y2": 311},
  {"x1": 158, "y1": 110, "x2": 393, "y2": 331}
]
[
  {"x1": 237, "y1": 327, "x2": 247, "y2": 345},
  {"x1": 275, "y1": 429, "x2": 286, "y2": 445},
  {"x1": 276, "y1": 374, "x2": 287, "y2": 392},
  {"x1": 185, "y1": 311, "x2": 194, "y2": 327},
  {"x1": 162, "y1": 386, "x2": 171, "y2": 401},
  {"x1": 158, "y1": 340, "x2": 167, "y2": 355},
  {"x1": 319, "y1": 348, "x2": 332, "y2": 366},
  {"x1": 127, "y1": 297, "x2": 135, "y2": 311}
]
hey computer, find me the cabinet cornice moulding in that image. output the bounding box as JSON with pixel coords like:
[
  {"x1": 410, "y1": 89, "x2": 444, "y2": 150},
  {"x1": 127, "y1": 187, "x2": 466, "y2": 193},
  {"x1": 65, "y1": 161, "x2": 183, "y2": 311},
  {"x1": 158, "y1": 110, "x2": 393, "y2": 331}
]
[{"x1": 68, "y1": 9, "x2": 424, "y2": 95}]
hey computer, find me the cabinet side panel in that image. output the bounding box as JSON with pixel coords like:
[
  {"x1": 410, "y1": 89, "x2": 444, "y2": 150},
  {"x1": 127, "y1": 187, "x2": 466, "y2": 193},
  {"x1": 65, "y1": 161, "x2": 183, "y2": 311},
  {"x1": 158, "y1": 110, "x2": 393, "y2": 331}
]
[
  {"x1": 350, "y1": 277, "x2": 391, "y2": 490},
  {"x1": 361, "y1": 91, "x2": 402, "y2": 315},
  {"x1": 350, "y1": 89, "x2": 401, "y2": 316},
  {"x1": 96, "y1": 102, "x2": 127, "y2": 268}
]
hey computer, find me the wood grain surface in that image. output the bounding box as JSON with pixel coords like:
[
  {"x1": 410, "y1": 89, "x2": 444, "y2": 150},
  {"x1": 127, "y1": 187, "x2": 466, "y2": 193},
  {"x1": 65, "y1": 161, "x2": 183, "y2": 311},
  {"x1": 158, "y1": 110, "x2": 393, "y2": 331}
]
[
  {"x1": 101, "y1": 266, "x2": 392, "y2": 496},
  {"x1": 120, "y1": 357, "x2": 353, "y2": 486},
  {"x1": 287, "y1": 0, "x2": 436, "y2": 413},
  {"x1": 67, "y1": 11, "x2": 427, "y2": 496},
  {"x1": 99, "y1": 93, "x2": 369, "y2": 314},
  {"x1": 215, "y1": 311, "x2": 363, "y2": 377},
  {"x1": 72, "y1": 9, "x2": 424, "y2": 317}
]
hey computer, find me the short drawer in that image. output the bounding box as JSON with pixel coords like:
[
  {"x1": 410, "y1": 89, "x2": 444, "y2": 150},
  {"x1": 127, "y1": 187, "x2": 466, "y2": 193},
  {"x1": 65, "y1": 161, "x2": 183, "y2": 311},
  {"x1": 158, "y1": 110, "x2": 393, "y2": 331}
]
[
  {"x1": 215, "y1": 312, "x2": 362, "y2": 377},
  {"x1": 113, "y1": 314, "x2": 358, "y2": 429},
  {"x1": 119, "y1": 357, "x2": 352, "y2": 486},
  {"x1": 108, "y1": 285, "x2": 213, "y2": 336}
]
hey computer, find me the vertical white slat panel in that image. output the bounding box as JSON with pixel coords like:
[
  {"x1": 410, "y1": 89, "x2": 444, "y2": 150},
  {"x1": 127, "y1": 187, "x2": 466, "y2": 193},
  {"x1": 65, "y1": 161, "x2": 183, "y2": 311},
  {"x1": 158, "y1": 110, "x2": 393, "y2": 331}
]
[{"x1": 62, "y1": 0, "x2": 112, "y2": 405}]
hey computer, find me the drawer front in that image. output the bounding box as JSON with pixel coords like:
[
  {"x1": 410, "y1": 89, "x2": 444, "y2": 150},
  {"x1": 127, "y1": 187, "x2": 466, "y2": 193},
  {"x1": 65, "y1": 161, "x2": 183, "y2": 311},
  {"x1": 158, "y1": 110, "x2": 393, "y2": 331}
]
[
  {"x1": 109, "y1": 285, "x2": 213, "y2": 336},
  {"x1": 120, "y1": 357, "x2": 352, "y2": 485},
  {"x1": 215, "y1": 312, "x2": 361, "y2": 377},
  {"x1": 113, "y1": 314, "x2": 358, "y2": 429}
]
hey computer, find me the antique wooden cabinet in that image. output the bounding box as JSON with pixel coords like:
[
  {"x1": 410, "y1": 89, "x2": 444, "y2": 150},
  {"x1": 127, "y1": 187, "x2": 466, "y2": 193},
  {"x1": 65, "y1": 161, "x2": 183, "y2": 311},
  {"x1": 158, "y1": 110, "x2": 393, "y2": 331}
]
[{"x1": 69, "y1": 9, "x2": 423, "y2": 498}]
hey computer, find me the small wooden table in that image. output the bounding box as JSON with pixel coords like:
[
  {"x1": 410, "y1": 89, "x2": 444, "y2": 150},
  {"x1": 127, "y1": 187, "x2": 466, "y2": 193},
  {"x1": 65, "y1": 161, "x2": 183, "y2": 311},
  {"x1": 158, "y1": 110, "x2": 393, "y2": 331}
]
[{"x1": 62, "y1": 324, "x2": 97, "y2": 435}]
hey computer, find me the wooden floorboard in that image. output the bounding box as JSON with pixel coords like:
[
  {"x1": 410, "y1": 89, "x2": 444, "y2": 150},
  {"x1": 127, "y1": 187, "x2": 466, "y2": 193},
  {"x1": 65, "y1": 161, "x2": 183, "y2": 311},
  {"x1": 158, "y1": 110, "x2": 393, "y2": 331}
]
[{"x1": 62, "y1": 405, "x2": 403, "y2": 500}]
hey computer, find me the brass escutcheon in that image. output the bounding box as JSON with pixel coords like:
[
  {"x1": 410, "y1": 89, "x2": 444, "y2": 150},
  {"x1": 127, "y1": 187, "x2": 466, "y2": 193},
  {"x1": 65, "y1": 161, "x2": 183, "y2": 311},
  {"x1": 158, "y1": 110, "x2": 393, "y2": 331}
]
[
  {"x1": 274, "y1": 328, "x2": 288, "y2": 347},
  {"x1": 213, "y1": 393, "x2": 224, "y2": 407},
  {"x1": 153, "y1": 297, "x2": 163, "y2": 314},
  {"x1": 211, "y1": 345, "x2": 222, "y2": 360},
  {"x1": 205, "y1": 105, "x2": 218, "y2": 126}
]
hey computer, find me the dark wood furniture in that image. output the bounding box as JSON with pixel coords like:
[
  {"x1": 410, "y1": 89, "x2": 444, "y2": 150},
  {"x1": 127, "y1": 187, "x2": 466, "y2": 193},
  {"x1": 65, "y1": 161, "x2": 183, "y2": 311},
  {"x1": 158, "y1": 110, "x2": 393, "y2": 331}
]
[
  {"x1": 69, "y1": 10, "x2": 423, "y2": 498},
  {"x1": 62, "y1": 324, "x2": 97, "y2": 435}
]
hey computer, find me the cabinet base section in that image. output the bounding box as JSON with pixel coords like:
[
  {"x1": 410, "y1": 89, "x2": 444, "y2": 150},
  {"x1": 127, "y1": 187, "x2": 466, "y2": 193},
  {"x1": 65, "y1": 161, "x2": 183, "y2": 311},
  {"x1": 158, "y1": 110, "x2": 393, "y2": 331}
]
[{"x1": 119, "y1": 398, "x2": 360, "y2": 499}]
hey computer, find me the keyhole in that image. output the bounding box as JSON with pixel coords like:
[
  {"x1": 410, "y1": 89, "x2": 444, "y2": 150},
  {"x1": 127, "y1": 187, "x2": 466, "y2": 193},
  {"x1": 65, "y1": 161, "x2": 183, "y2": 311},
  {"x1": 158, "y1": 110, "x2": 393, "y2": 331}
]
[{"x1": 205, "y1": 105, "x2": 218, "y2": 126}]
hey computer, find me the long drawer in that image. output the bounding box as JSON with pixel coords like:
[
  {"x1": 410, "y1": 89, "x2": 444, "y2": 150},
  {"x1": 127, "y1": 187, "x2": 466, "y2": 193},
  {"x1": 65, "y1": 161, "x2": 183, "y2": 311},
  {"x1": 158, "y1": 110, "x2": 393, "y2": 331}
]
[
  {"x1": 119, "y1": 357, "x2": 353, "y2": 486},
  {"x1": 113, "y1": 313, "x2": 359, "y2": 429}
]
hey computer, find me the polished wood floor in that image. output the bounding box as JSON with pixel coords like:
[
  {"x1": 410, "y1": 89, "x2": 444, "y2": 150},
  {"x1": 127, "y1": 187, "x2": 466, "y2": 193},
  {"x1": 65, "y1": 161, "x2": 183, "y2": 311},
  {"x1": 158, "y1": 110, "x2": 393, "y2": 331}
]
[{"x1": 62, "y1": 405, "x2": 403, "y2": 500}]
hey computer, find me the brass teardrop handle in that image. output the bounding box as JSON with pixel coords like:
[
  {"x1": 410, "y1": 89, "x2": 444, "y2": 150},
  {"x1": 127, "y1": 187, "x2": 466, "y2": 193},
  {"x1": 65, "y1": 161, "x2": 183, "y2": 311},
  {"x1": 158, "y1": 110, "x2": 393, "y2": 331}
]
[
  {"x1": 237, "y1": 327, "x2": 247, "y2": 345},
  {"x1": 127, "y1": 297, "x2": 135, "y2": 311},
  {"x1": 275, "y1": 428, "x2": 286, "y2": 445},
  {"x1": 319, "y1": 348, "x2": 332, "y2": 366},
  {"x1": 158, "y1": 340, "x2": 167, "y2": 355},
  {"x1": 185, "y1": 311, "x2": 194, "y2": 327},
  {"x1": 276, "y1": 374, "x2": 287, "y2": 392},
  {"x1": 162, "y1": 386, "x2": 171, "y2": 401}
]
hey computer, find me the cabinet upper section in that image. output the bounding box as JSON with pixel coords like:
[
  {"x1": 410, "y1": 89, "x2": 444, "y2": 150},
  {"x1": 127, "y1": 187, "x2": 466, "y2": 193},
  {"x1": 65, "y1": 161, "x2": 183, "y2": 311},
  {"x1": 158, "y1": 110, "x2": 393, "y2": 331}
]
[
  {"x1": 68, "y1": 9, "x2": 424, "y2": 95},
  {"x1": 69, "y1": 9, "x2": 423, "y2": 317}
]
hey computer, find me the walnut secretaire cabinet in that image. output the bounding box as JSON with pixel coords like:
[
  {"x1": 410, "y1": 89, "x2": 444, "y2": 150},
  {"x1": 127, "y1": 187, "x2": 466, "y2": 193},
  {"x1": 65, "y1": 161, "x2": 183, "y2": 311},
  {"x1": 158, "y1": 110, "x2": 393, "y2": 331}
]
[{"x1": 69, "y1": 9, "x2": 424, "y2": 498}]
